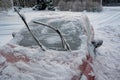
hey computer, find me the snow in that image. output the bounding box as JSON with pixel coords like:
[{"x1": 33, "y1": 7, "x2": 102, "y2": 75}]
[
  {"x1": 0, "y1": 9, "x2": 89, "y2": 80},
  {"x1": 0, "y1": 56, "x2": 6, "y2": 64},
  {"x1": 0, "y1": 7, "x2": 120, "y2": 80},
  {"x1": 0, "y1": 43, "x2": 87, "y2": 80},
  {"x1": 0, "y1": 11, "x2": 24, "y2": 46},
  {"x1": 85, "y1": 7, "x2": 120, "y2": 80}
]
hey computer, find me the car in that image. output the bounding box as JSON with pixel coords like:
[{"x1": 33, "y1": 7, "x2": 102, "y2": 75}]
[{"x1": 0, "y1": 11, "x2": 102, "y2": 80}]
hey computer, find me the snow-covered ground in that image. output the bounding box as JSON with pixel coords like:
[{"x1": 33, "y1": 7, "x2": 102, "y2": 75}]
[
  {"x1": 0, "y1": 7, "x2": 120, "y2": 80},
  {"x1": 86, "y1": 7, "x2": 120, "y2": 80}
]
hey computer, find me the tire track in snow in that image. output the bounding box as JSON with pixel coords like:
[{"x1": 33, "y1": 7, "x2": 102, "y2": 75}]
[
  {"x1": 87, "y1": 7, "x2": 120, "y2": 80},
  {"x1": 98, "y1": 12, "x2": 120, "y2": 25}
]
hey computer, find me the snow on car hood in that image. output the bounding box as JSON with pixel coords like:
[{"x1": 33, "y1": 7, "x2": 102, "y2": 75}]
[
  {"x1": 0, "y1": 41, "x2": 88, "y2": 80},
  {"x1": 0, "y1": 41, "x2": 87, "y2": 80}
]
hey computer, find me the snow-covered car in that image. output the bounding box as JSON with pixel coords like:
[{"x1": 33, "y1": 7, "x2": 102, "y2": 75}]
[{"x1": 0, "y1": 12, "x2": 102, "y2": 80}]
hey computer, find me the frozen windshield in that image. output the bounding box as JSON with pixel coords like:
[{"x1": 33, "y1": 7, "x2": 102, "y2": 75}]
[{"x1": 13, "y1": 13, "x2": 87, "y2": 51}]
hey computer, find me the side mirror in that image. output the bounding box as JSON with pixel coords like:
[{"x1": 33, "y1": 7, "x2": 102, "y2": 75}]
[
  {"x1": 92, "y1": 40, "x2": 103, "y2": 48},
  {"x1": 12, "y1": 32, "x2": 17, "y2": 38}
]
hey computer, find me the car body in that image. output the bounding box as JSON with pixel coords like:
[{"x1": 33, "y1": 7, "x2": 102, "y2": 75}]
[{"x1": 0, "y1": 12, "x2": 96, "y2": 80}]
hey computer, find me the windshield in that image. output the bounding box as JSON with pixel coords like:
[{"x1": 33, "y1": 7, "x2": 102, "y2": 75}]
[{"x1": 13, "y1": 14, "x2": 86, "y2": 51}]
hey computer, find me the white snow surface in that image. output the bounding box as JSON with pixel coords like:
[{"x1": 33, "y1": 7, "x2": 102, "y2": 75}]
[
  {"x1": 0, "y1": 7, "x2": 120, "y2": 80},
  {"x1": 86, "y1": 7, "x2": 120, "y2": 80}
]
